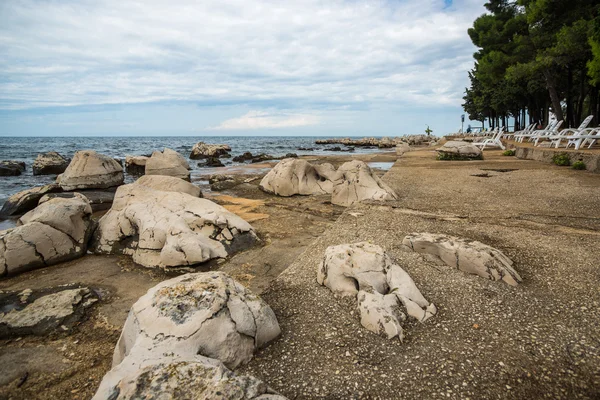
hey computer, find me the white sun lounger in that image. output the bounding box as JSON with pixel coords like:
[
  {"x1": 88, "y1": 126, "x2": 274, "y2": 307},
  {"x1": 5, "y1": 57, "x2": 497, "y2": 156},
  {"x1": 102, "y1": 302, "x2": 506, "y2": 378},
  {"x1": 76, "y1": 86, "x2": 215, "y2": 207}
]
[
  {"x1": 546, "y1": 115, "x2": 595, "y2": 148},
  {"x1": 473, "y1": 127, "x2": 505, "y2": 150}
]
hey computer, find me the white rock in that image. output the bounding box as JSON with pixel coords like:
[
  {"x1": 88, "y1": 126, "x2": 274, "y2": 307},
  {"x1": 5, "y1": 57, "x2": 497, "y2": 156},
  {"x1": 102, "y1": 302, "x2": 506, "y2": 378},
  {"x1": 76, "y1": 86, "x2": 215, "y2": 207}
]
[
  {"x1": 93, "y1": 272, "x2": 282, "y2": 399},
  {"x1": 93, "y1": 355, "x2": 286, "y2": 400},
  {"x1": 402, "y1": 232, "x2": 522, "y2": 286},
  {"x1": 317, "y1": 242, "x2": 436, "y2": 339},
  {"x1": 357, "y1": 290, "x2": 405, "y2": 340},
  {"x1": 259, "y1": 158, "x2": 342, "y2": 197},
  {"x1": 58, "y1": 150, "x2": 124, "y2": 190},
  {"x1": 145, "y1": 148, "x2": 191, "y2": 180},
  {"x1": 436, "y1": 141, "x2": 482, "y2": 159},
  {"x1": 331, "y1": 160, "x2": 397, "y2": 207},
  {"x1": 135, "y1": 175, "x2": 202, "y2": 197},
  {"x1": 91, "y1": 183, "x2": 256, "y2": 268},
  {"x1": 0, "y1": 195, "x2": 93, "y2": 276},
  {"x1": 111, "y1": 272, "x2": 280, "y2": 369},
  {"x1": 317, "y1": 242, "x2": 389, "y2": 296}
]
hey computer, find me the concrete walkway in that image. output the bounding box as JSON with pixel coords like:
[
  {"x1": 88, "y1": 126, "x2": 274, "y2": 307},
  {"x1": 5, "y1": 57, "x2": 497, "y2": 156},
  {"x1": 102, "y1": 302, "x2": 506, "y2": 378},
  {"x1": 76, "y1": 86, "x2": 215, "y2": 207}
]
[{"x1": 240, "y1": 148, "x2": 600, "y2": 399}]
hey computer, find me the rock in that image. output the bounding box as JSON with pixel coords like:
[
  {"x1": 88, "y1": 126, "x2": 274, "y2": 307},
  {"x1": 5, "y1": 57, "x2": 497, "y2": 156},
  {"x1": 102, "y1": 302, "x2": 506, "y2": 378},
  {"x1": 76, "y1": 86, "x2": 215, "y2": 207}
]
[
  {"x1": 58, "y1": 150, "x2": 124, "y2": 190},
  {"x1": 209, "y1": 174, "x2": 235, "y2": 184},
  {"x1": 93, "y1": 355, "x2": 286, "y2": 400},
  {"x1": 0, "y1": 161, "x2": 26, "y2": 177},
  {"x1": 0, "y1": 285, "x2": 98, "y2": 338},
  {"x1": 32, "y1": 152, "x2": 70, "y2": 176},
  {"x1": 0, "y1": 194, "x2": 94, "y2": 276},
  {"x1": 0, "y1": 184, "x2": 62, "y2": 217},
  {"x1": 396, "y1": 143, "x2": 411, "y2": 156},
  {"x1": 93, "y1": 272, "x2": 283, "y2": 399},
  {"x1": 199, "y1": 157, "x2": 225, "y2": 167},
  {"x1": 331, "y1": 160, "x2": 397, "y2": 207},
  {"x1": 39, "y1": 190, "x2": 116, "y2": 212},
  {"x1": 436, "y1": 141, "x2": 483, "y2": 160},
  {"x1": 209, "y1": 174, "x2": 239, "y2": 191},
  {"x1": 111, "y1": 272, "x2": 280, "y2": 369},
  {"x1": 189, "y1": 142, "x2": 231, "y2": 159},
  {"x1": 297, "y1": 147, "x2": 315, "y2": 151},
  {"x1": 233, "y1": 152, "x2": 270, "y2": 163},
  {"x1": 402, "y1": 233, "x2": 522, "y2": 286},
  {"x1": 259, "y1": 159, "x2": 342, "y2": 197},
  {"x1": 317, "y1": 242, "x2": 436, "y2": 339},
  {"x1": 145, "y1": 148, "x2": 191, "y2": 180},
  {"x1": 124, "y1": 155, "x2": 148, "y2": 175},
  {"x1": 91, "y1": 183, "x2": 257, "y2": 268},
  {"x1": 325, "y1": 146, "x2": 354, "y2": 152},
  {"x1": 135, "y1": 175, "x2": 202, "y2": 197}
]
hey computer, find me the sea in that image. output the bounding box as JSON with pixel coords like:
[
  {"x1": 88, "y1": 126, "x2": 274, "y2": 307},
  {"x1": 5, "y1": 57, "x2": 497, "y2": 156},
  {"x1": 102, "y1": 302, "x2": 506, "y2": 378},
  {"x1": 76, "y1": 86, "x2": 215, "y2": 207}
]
[{"x1": 0, "y1": 136, "x2": 391, "y2": 211}]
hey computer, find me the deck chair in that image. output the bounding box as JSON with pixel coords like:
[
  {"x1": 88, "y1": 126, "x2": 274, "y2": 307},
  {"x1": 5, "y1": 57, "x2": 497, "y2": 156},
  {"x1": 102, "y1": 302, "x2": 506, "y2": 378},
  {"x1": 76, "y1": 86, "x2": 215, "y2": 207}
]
[
  {"x1": 547, "y1": 115, "x2": 594, "y2": 148},
  {"x1": 515, "y1": 121, "x2": 556, "y2": 143},
  {"x1": 473, "y1": 127, "x2": 505, "y2": 150},
  {"x1": 532, "y1": 120, "x2": 564, "y2": 145}
]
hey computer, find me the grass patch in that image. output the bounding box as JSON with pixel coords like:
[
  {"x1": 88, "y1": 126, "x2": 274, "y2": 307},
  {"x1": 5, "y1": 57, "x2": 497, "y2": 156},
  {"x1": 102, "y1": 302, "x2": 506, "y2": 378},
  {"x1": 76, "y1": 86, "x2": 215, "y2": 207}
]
[
  {"x1": 572, "y1": 160, "x2": 586, "y2": 170},
  {"x1": 552, "y1": 153, "x2": 571, "y2": 166},
  {"x1": 502, "y1": 149, "x2": 515, "y2": 156},
  {"x1": 436, "y1": 152, "x2": 483, "y2": 161}
]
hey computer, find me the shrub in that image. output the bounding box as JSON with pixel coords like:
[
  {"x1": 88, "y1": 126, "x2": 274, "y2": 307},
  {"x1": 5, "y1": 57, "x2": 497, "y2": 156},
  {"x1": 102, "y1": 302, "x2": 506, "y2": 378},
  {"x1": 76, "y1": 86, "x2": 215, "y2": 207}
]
[
  {"x1": 502, "y1": 149, "x2": 515, "y2": 156},
  {"x1": 552, "y1": 153, "x2": 571, "y2": 166},
  {"x1": 436, "y1": 152, "x2": 483, "y2": 161},
  {"x1": 572, "y1": 161, "x2": 586, "y2": 170}
]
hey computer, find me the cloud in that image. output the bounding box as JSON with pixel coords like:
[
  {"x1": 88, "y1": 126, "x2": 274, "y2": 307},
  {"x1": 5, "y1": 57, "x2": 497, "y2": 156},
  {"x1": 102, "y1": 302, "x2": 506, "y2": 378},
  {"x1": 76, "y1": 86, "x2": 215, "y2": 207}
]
[
  {"x1": 0, "y1": 0, "x2": 486, "y2": 112},
  {"x1": 211, "y1": 110, "x2": 320, "y2": 130}
]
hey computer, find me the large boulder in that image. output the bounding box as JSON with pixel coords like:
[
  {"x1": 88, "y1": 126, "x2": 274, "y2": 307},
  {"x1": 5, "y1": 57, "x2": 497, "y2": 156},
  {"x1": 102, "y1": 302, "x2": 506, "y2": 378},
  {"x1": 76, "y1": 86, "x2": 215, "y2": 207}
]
[
  {"x1": 145, "y1": 148, "x2": 191, "y2": 180},
  {"x1": 93, "y1": 272, "x2": 282, "y2": 399},
  {"x1": 402, "y1": 233, "x2": 522, "y2": 286},
  {"x1": 436, "y1": 141, "x2": 482, "y2": 160},
  {"x1": 0, "y1": 161, "x2": 25, "y2": 177},
  {"x1": 32, "y1": 152, "x2": 70, "y2": 176},
  {"x1": 91, "y1": 183, "x2": 257, "y2": 269},
  {"x1": 112, "y1": 272, "x2": 280, "y2": 369},
  {"x1": 331, "y1": 160, "x2": 398, "y2": 207},
  {"x1": 317, "y1": 242, "x2": 436, "y2": 340},
  {"x1": 124, "y1": 155, "x2": 148, "y2": 175},
  {"x1": 259, "y1": 159, "x2": 342, "y2": 197},
  {"x1": 0, "y1": 194, "x2": 94, "y2": 276},
  {"x1": 135, "y1": 175, "x2": 202, "y2": 197},
  {"x1": 93, "y1": 355, "x2": 285, "y2": 400},
  {"x1": 0, "y1": 285, "x2": 98, "y2": 338},
  {"x1": 189, "y1": 142, "x2": 231, "y2": 159},
  {"x1": 38, "y1": 190, "x2": 116, "y2": 212},
  {"x1": 0, "y1": 183, "x2": 62, "y2": 217},
  {"x1": 58, "y1": 150, "x2": 124, "y2": 190}
]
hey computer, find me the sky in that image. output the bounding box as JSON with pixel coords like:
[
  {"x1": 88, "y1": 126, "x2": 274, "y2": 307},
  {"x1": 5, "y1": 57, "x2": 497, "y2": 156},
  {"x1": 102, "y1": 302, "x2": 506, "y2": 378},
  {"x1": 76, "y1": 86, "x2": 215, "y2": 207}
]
[{"x1": 0, "y1": 0, "x2": 487, "y2": 137}]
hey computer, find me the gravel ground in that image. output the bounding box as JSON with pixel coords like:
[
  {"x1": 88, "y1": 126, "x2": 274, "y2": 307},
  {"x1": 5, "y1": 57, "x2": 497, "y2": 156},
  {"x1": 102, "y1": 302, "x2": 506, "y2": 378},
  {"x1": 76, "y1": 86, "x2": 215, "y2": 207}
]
[{"x1": 240, "y1": 149, "x2": 600, "y2": 399}]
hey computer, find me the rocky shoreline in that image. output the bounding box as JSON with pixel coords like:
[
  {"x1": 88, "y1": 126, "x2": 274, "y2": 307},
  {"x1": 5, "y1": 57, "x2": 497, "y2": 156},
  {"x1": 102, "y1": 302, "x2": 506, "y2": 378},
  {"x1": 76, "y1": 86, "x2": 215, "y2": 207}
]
[{"x1": 0, "y1": 141, "x2": 598, "y2": 399}]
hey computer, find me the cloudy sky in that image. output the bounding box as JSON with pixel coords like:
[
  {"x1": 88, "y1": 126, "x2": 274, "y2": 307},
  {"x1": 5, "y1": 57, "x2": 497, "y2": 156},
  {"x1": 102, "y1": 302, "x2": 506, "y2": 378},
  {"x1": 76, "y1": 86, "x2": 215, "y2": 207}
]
[{"x1": 0, "y1": 0, "x2": 486, "y2": 137}]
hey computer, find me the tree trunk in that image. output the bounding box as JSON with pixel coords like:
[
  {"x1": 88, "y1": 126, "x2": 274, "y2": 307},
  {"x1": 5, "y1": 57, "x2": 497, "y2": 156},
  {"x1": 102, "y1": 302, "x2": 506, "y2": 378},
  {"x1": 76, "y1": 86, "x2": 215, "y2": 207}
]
[
  {"x1": 576, "y1": 74, "x2": 586, "y2": 124},
  {"x1": 543, "y1": 69, "x2": 564, "y2": 122},
  {"x1": 566, "y1": 66, "x2": 573, "y2": 127}
]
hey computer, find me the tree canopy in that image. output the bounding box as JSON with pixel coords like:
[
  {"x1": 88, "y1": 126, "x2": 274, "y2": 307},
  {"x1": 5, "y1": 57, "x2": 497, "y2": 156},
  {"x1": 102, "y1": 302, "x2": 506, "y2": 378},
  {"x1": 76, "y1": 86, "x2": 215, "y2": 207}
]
[{"x1": 463, "y1": 0, "x2": 600, "y2": 130}]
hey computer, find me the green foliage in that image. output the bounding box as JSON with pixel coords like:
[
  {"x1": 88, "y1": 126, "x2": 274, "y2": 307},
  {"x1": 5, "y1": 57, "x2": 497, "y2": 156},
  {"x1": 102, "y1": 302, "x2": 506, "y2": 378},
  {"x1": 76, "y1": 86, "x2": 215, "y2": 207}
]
[
  {"x1": 425, "y1": 125, "x2": 433, "y2": 135},
  {"x1": 552, "y1": 153, "x2": 571, "y2": 166},
  {"x1": 503, "y1": 149, "x2": 516, "y2": 156},
  {"x1": 463, "y1": 0, "x2": 600, "y2": 129},
  {"x1": 436, "y1": 152, "x2": 483, "y2": 161},
  {"x1": 572, "y1": 160, "x2": 586, "y2": 170}
]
